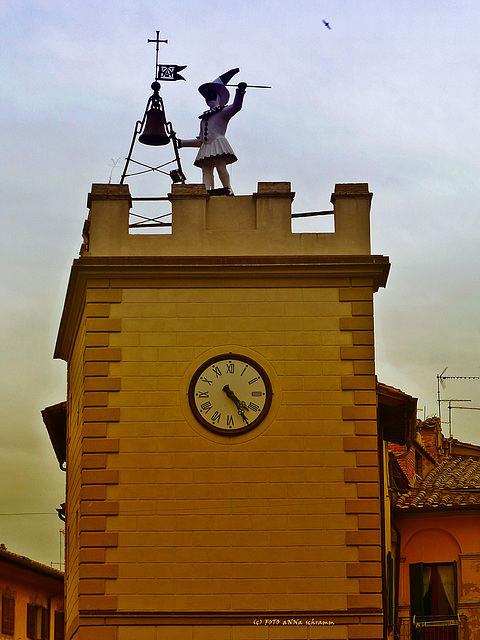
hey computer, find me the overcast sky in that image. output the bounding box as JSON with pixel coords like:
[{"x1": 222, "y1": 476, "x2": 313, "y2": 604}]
[{"x1": 1, "y1": 0, "x2": 480, "y2": 567}]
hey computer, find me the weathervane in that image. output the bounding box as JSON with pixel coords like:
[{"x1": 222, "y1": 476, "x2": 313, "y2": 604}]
[
  {"x1": 149, "y1": 30, "x2": 187, "y2": 83},
  {"x1": 120, "y1": 31, "x2": 186, "y2": 185}
]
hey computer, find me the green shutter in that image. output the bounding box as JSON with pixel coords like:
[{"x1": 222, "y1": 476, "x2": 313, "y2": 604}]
[
  {"x1": 409, "y1": 563, "x2": 426, "y2": 640},
  {"x1": 387, "y1": 552, "x2": 394, "y2": 625},
  {"x1": 409, "y1": 562, "x2": 424, "y2": 618},
  {"x1": 453, "y1": 560, "x2": 458, "y2": 615},
  {"x1": 26, "y1": 603, "x2": 35, "y2": 639},
  {"x1": 41, "y1": 607, "x2": 49, "y2": 640},
  {"x1": 54, "y1": 611, "x2": 64, "y2": 640}
]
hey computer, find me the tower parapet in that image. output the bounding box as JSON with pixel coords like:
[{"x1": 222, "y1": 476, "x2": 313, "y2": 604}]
[{"x1": 82, "y1": 182, "x2": 375, "y2": 258}]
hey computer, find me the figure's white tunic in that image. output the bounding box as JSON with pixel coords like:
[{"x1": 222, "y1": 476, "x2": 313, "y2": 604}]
[{"x1": 182, "y1": 89, "x2": 245, "y2": 167}]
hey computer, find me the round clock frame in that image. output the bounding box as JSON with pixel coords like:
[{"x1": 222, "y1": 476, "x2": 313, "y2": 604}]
[{"x1": 188, "y1": 353, "x2": 272, "y2": 435}]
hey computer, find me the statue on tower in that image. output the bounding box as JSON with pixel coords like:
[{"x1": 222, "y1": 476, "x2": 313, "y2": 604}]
[{"x1": 179, "y1": 68, "x2": 246, "y2": 195}]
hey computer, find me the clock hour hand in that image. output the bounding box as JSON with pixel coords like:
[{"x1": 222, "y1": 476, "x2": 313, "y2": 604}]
[{"x1": 222, "y1": 384, "x2": 248, "y2": 412}]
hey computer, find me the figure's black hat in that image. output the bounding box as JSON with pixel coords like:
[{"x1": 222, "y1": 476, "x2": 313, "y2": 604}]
[{"x1": 198, "y1": 68, "x2": 240, "y2": 106}]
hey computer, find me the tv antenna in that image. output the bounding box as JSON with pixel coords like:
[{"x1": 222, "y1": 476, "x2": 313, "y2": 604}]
[
  {"x1": 437, "y1": 367, "x2": 480, "y2": 435},
  {"x1": 439, "y1": 399, "x2": 471, "y2": 438}
]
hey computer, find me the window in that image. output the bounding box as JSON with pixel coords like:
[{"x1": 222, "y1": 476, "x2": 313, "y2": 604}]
[
  {"x1": 27, "y1": 603, "x2": 48, "y2": 640},
  {"x1": 2, "y1": 593, "x2": 15, "y2": 635},
  {"x1": 410, "y1": 561, "x2": 457, "y2": 618}
]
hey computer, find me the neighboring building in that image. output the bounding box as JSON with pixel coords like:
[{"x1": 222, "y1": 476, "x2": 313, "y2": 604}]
[
  {"x1": 50, "y1": 181, "x2": 391, "y2": 639},
  {"x1": 387, "y1": 415, "x2": 480, "y2": 639},
  {"x1": 0, "y1": 544, "x2": 64, "y2": 640},
  {"x1": 377, "y1": 382, "x2": 418, "y2": 639}
]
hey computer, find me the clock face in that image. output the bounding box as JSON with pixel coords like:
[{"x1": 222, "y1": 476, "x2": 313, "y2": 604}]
[{"x1": 188, "y1": 354, "x2": 272, "y2": 434}]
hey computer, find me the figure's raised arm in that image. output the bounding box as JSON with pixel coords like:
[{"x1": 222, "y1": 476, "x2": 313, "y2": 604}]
[{"x1": 223, "y1": 82, "x2": 247, "y2": 117}]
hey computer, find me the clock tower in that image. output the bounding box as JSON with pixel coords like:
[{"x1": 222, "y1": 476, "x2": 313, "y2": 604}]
[{"x1": 54, "y1": 180, "x2": 390, "y2": 640}]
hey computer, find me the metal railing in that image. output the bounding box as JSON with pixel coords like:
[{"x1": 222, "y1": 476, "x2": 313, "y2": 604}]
[
  {"x1": 128, "y1": 197, "x2": 335, "y2": 230},
  {"x1": 398, "y1": 616, "x2": 467, "y2": 640}
]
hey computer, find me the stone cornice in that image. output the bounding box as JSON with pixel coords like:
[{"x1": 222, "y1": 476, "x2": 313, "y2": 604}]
[{"x1": 54, "y1": 254, "x2": 389, "y2": 362}]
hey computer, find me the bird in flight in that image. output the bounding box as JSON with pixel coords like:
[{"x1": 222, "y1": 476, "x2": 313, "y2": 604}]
[{"x1": 322, "y1": 19, "x2": 331, "y2": 30}]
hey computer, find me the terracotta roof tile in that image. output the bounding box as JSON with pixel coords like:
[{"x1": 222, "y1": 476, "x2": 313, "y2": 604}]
[{"x1": 394, "y1": 456, "x2": 480, "y2": 510}]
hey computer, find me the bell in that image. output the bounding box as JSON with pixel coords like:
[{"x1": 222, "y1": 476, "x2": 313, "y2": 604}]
[{"x1": 139, "y1": 107, "x2": 170, "y2": 146}]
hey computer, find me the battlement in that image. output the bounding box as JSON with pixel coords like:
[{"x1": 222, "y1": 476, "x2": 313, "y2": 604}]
[{"x1": 81, "y1": 181, "x2": 373, "y2": 257}]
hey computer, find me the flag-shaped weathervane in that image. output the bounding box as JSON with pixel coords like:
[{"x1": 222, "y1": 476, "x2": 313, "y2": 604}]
[
  {"x1": 157, "y1": 64, "x2": 187, "y2": 81},
  {"x1": 147, "y1": 31, "x2": 187, "y2": 82}
]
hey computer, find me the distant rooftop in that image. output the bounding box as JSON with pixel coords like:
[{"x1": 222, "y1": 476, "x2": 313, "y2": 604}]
[
  {"x1": 395, "y1": 456, "x2": 480, "y2": 511},
  {"x1": 0, "y1": 544, "x2": 63, "y2": 580}
]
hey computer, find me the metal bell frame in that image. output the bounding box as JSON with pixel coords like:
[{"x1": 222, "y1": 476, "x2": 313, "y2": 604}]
[{"x1": 120, "y1": 81, "x2": 185, "y2": 186}]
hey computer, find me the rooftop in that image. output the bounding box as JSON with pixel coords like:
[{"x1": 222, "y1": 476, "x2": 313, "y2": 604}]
[
  {"x1": 0, "y1": 544, "x2": 64, "y2": 580},
  {"x1": 395, "y1": 456, "x2": 480, "y2": 511}
]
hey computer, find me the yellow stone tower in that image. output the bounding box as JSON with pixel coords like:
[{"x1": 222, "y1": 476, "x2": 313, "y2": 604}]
[{"x1": 54, "y1": 181, "x2": 390, "y2": 640}]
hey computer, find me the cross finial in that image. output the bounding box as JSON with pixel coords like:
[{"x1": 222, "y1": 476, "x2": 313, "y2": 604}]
[{"x1": 147, "y1": 31, "x2": 168, "y2": 78}]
